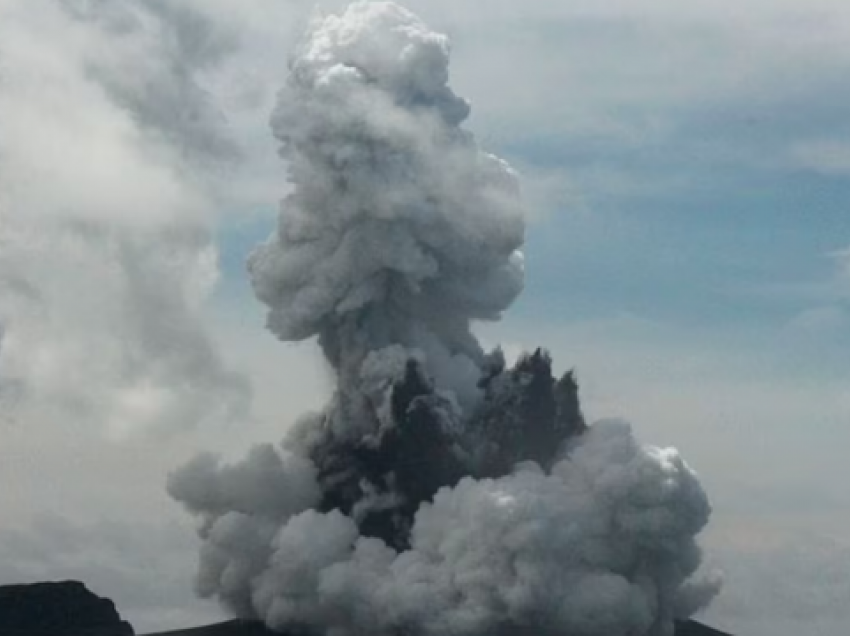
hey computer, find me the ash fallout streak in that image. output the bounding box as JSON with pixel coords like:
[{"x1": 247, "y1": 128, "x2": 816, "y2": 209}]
[{"x1": 169, "y1": 3, "x2": 719, "y2": 635}]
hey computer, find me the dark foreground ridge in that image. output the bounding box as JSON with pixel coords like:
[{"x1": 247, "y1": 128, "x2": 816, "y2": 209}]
[
  {"x1": 0, "y1": 580, "x2": 731, "y2": 636},
  {"x1": 145, "y1": 620, "x2": 279, "y2": 636},
  {"x1": 675, "y1": 620, "x2": 733, "y2": 636},
  {"x1": 145, "y1": 619, "x2": 731, "y2": 636},
  {"x1": 0, "y1": 580, "x2": 134, "y2": 636}
]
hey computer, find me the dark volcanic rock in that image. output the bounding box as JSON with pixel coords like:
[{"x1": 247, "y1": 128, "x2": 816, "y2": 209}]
[
  {"x1": 145, "y1": 619, "x2": 278, "y2": 636},
  {"x1": 674, "y1": 620, "x2": 733, "y2": 636},
  {"x1": 474, "y1": 349, "x2": 587, "y2": 477},
  {"x1": 0, "y1": 580, "x2": 134, "y2": 636}
]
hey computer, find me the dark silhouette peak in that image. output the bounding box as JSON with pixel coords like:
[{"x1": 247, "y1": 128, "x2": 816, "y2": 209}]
[{"x1": 0, "y1": 580, "x2": 134, "y2": 636}]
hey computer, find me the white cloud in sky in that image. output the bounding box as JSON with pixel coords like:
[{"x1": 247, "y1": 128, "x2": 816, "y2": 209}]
[
  {"x1": 790, "y1": 140, "x2": 850, "y2": 177},
  {"x1": 776, "y1": 246, "x2": 850, "y2": 333},
  {"x1": 0, "y1": 0, "x2": 261, "y2": 437}
]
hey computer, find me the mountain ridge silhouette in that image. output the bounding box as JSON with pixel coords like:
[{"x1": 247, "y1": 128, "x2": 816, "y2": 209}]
[{"x1": 144, "y1": 618, "x2": 732, "y2": 636}]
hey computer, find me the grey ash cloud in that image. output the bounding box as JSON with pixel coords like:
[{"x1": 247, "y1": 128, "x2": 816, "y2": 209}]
[
  {"x1": 169, "y1": 4, "x2": 718, "y2": 635},
  {"x1": 0, "y1": 0, "x2": 249, "y2": 435}
]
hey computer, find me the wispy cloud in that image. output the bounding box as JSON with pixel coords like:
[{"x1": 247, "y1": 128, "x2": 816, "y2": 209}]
[{"x1": 0, "y1": 0, "x2": 260, "y2": 437}]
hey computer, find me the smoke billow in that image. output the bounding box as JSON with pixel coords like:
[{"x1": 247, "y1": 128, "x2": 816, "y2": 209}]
[
  {"x1": 169, "y1": 3, "x2": 718, "y2": 635},
  {"x1": 0, "y1": 0, "x2": 248, "y2": 434}
]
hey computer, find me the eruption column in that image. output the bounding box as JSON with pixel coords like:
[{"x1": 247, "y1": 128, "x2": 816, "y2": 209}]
[{"x1": 170, "y1": 3, "x2": 718, "y2": 635}]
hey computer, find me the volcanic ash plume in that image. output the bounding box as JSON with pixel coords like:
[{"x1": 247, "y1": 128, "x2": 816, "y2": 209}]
[{"x1": 169, "y1": 3, "x2": 718, "y2": 635}]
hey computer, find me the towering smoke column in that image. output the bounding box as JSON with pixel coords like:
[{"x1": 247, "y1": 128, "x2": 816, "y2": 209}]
[{"x1": 170, "y1": 3, "x2": 718, "y2": 635}]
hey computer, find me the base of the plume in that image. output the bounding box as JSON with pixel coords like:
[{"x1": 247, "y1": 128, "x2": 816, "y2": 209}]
[
  {"x1": 143, "y1": 619, "x2": 282, "y2": 636},
  {"x1": 673, "y1": 620, "x2": 733, "y2": 636},
  {"x1": 143, "y1": 619, "x2": 731, "y2": 636}
]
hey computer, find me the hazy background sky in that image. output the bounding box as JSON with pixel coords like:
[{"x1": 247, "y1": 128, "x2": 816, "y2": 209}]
[{"x1": 1, "y1": 1, "x2": 848, "y2": 635}]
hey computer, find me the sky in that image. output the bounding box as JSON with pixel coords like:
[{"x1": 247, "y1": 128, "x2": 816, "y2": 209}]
[{"x1": 0, "y1": 1, "x2": 848, "y2": 635}]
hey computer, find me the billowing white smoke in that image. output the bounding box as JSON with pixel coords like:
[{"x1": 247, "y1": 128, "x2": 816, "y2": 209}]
[
  {"x1": 0, "y1": 0, "x2": 248, "y2": 434},
  {"x1": 173, "y1": 421, "x2": 714, "y2": 636},
  {"x1": 170, "y1": 3, "x2": 718, "y2": 635},
  {"x1": 248, "y1": 0, "x2": 525, "y2": 413}
]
